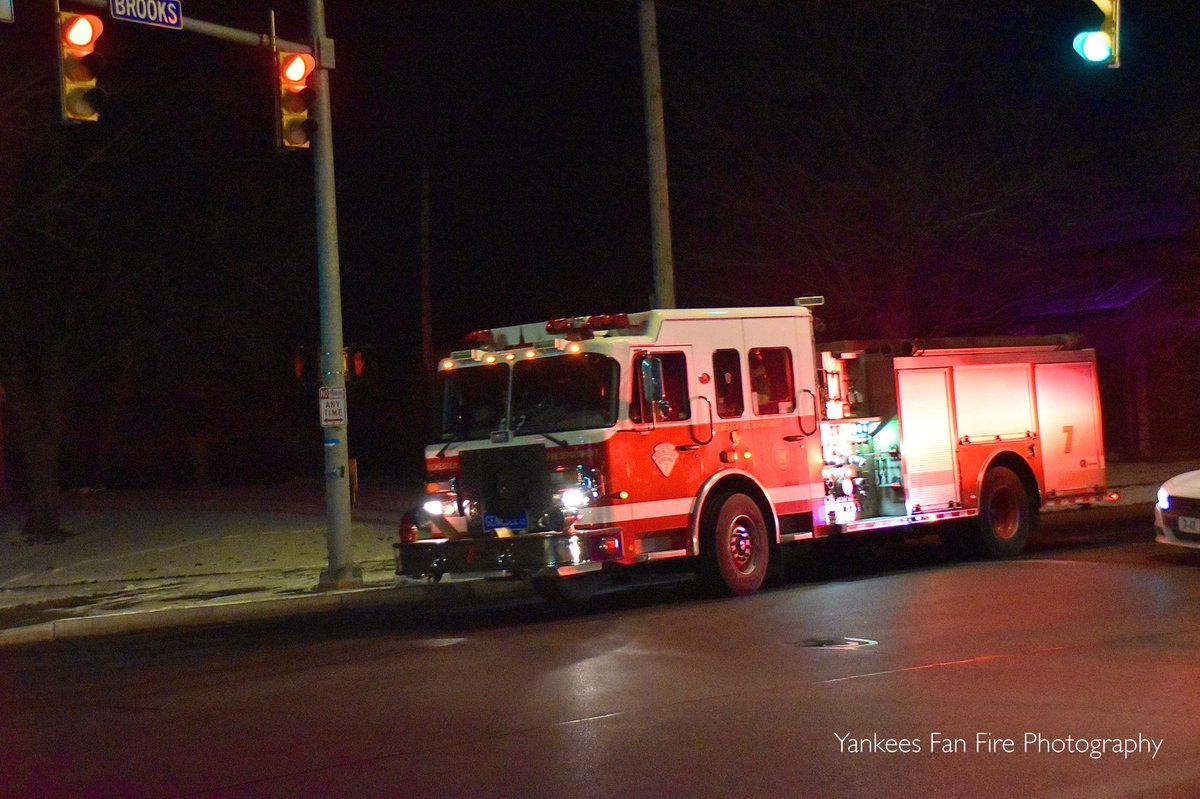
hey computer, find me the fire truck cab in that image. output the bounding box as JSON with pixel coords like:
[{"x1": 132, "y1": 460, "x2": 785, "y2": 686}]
[{"x1": 395, "y1": 302, "x2": 1111, "y2": 602}]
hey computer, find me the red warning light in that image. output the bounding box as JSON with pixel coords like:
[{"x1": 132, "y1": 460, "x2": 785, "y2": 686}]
[
  {"x1": 64, "y1": 14, "x2": 103, "y2": 47},
  {"x1": 280, "y1": 52, "x2": 316, "y2": 85}
]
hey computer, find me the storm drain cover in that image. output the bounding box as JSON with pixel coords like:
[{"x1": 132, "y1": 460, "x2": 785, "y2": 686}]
[{"x1": 795, "y1": 637, "x2": 878, "y2": 650}]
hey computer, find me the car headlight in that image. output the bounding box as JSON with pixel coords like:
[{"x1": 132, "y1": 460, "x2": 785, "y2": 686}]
[{"x1": 1157, "y1": 487, "x2": 1171, "y2": 512}]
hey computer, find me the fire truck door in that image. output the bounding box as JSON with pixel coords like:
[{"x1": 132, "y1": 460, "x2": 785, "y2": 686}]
[
  {"x1": 1034, "y1": 360, "x2": 1104, "y2": 493},
  {"x1": 630, "y1": 347, "x2": 705, "y2": 506},
  {"x1": 742, "y1": 317, "x2": 820, "y2": 499},
  {"x1": 896, "y1": 367, "x2": 959, "y2": 512}
]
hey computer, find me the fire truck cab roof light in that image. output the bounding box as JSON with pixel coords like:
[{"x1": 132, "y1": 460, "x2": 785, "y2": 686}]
[
  {"x1": 440, "y1": 342, "x2": 571, "y2": 369},
  {"x1": 546, "y1": 313, "x2": 631, "y2": 334},
  {"x1": 463, "y1": 329, "x2": 495, "y2": 346}
]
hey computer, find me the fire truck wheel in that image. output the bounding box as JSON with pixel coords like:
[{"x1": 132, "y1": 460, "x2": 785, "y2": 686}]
[
  {"x1": 531, "y1": 573, "x2": 603, "y2": 606},
  {"x1": 977, "y1": 466, "x2": 1034, "y2": 558},
  {"x1": 703, "y1": 492, "x2": 770, "y2": 596}
]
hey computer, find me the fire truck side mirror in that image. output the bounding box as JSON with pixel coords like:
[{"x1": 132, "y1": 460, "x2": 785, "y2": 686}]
[{"x1": 640, "y1": 356, "x2": 665, "y2": 404}]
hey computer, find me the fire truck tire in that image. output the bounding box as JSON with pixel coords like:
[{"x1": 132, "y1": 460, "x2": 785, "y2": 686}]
[
  {"x1": 702, "y1": 492, "x2": 770, "y2": 596},
  {"x1": 976, "y1": 466, "x2": 1034, "y2": 558},
  {"x1": 531, "y1": 573, "x2": 602, "y2": 606}
]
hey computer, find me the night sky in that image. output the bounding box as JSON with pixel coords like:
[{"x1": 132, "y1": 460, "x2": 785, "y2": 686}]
[
  {"x1": 7, "y1": 1, "x2": 1196, "y2": 337},
  {"x1": 2, "y1": 0, "x2": 1198, "y2": 481}
]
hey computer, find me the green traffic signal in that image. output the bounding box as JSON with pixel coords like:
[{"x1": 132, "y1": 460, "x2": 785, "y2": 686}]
[
  {"x1": 1073, "y1": 30, "x2": 1113, "y2": 63},
  {"x1": 1074, "y1": 0, "x2": 1119, "y2": 68}
]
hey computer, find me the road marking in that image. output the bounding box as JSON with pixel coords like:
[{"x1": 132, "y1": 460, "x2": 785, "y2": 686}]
[{"x1": 821, "y1": 646, "x2": 1070, "y2": 684}]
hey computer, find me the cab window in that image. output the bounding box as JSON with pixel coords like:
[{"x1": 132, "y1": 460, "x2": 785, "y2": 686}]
[
  {"x1": 749, "y1": 347, "x2": 795, "y2": 415},
  {"x1": 712, "y1": 349, "x2": 744, "y2": 418},
  {"x1": 632, "y1": 351, "x2": 690, "y2": 424}
]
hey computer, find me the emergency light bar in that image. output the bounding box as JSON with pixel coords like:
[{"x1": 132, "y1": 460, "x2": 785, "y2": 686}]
[
  {"x1": 545, "y1": 313, "x2": 630, "y2": 334},
  {"x1": 438, "y1": 339, "x2": 583, "y2": 371}
]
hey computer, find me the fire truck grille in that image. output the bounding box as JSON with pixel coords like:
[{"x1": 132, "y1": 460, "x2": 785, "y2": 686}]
[{"x1": 458, "y1": 444, "x2": 551, "y2": 535}]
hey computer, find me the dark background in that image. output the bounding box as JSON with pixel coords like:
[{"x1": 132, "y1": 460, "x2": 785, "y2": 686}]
[{"x1": 1, "y1": 1, "x2": 1197, "y2": 494}]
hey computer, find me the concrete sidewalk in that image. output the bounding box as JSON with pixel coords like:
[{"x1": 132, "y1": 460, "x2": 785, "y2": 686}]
[
  {"x1": 0, "y1": 478, "x2": 532, "y2": 647},
  {"x1": 0, "y1": 461, "x2": 1195, "y2": 647}
]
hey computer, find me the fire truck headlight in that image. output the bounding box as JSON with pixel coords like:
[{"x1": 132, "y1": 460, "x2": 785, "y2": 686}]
[
  {"x1": 1157, "y1": 487, "x2": 1170, "y2": 512},
  {"x1": 560, "y1": 488, "x2": 589, "y2": 510},
  {"x1": 423, "y1": 497, "x2": 458, "y2": 516}
]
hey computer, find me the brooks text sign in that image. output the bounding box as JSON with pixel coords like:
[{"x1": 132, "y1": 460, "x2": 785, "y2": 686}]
[{"x1": 110, "y1": 0, "x2": 182, "y2": 30}]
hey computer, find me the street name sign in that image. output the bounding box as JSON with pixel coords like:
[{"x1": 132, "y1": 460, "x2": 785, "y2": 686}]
[
  {"x1": 110, "y1": 0, "x2": 182, "y2": 30},
  {"x1": 319, "y1": 387, "x2": 347, "y2": 427}
]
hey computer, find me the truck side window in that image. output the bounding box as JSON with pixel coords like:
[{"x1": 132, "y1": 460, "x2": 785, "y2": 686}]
[
  {"x1": 749, "y1": 347, "x2": 795, "y2": 415},
  {"x1": 632, "y1": 352, "x2": 690, "y2": 424},
  {"x1": 713, "y1": 349, "x2": 744, "y2": 418}
]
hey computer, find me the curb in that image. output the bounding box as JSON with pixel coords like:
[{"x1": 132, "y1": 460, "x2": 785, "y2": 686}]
[{"x1": 0, "y1": 578, "x2": 533, "y2": 648}]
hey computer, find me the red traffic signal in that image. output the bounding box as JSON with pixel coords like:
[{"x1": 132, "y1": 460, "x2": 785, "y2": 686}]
[
  {"x1": 276, "y1": 51, "x2": 316, "y2": 149},
  {"x1": 58, "y1": 12, "x2": 106, "y2": 122}
]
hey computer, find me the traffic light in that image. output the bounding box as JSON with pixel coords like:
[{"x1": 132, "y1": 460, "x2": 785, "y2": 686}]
[
  {"x1": 57, "y1": 12, "x2": 106, "y2": 122},
  {"x1": 1074, "y1": 0, "x2": 1119, "y2": 67},
  {"x1": 293, "y1": 347, "x2": 369, "y2": 383},
  {"x1": 343, "y1": 347, "x2": 369, "y2": 382},
  {"x1": 276, "y1": 50, "x2": 316, "y2": 149},
  {"x1": 349, "y1": 349, "x2": 366, "y2": 380}
]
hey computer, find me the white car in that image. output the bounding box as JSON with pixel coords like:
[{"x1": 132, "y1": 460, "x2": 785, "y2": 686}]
[{"x1": 1155, "y1": 470, "x2": 1200, "y2": 549}]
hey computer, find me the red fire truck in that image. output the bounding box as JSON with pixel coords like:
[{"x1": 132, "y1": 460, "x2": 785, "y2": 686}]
[{"x1": 395, "y1": 301, "x2": 1113, "y2": 601}]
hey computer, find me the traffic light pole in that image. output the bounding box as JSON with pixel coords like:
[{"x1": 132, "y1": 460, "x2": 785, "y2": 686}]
[
  {"x1": 66, "y1": 0, "x2": 362, "y2": 590},
  {"x1": 307, "y1": 0, "x2": 360, "y2": 590}
]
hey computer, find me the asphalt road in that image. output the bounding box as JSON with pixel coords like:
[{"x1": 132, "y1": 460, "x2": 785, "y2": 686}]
[{"x1": 3, "y1": 507, "x2": 1200, "y2": 799}]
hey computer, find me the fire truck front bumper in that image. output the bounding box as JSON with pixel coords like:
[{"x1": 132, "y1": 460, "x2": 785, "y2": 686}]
[{"x1": 394, "y1": 527, "x2": 625, "y2": 580}]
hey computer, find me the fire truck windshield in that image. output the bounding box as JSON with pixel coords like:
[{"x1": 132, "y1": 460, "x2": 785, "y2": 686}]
[{"x1": 439, "y1": 353, "x2": 619, "y2": 442}]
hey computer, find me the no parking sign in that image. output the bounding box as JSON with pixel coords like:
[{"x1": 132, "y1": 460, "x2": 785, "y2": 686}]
[{"x1": 319, "y1": 387, "x2": 346, "y2": 427}]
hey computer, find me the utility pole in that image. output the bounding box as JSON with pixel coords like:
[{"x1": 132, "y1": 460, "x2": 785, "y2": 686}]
[
  {"x1": 308, "y1": 0, "x2": 361, "y2": 590},
  {"x1": 638, "y1": 0, "x2": 676, "y2": 309},
  {"x1": 420, "y1": 166, "x2": 433, "y2": 371}
]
